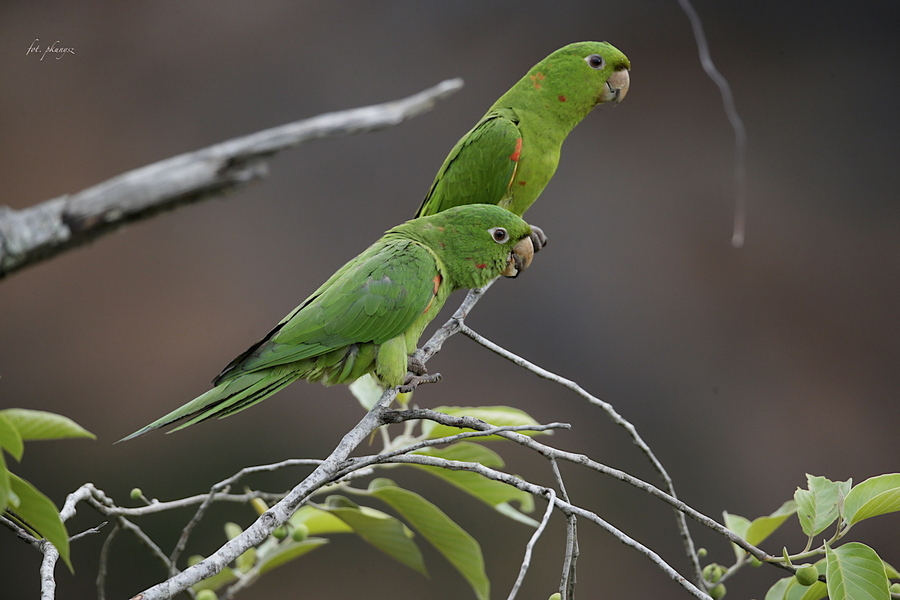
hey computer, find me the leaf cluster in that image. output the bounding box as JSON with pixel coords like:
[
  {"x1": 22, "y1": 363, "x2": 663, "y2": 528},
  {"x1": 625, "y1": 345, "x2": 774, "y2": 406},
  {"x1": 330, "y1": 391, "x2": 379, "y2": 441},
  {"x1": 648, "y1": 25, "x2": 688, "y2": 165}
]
[
  {"x1": 707, "y1": 474, "x2": 900, "y2": 600},
  {"x1": 0, "y1": 408, "x2": 95, "y2": 570}
]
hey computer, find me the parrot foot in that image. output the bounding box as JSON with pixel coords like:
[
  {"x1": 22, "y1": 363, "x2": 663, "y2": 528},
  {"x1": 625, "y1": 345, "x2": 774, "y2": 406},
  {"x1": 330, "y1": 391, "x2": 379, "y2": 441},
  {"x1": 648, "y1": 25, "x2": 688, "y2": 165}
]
[
  {"x1": 398, "y1": 372, "x2": 442, "y2": 394},
  {"x1": 407, "y1": 356, "x2": 428, "y2": 376},
  {"x1": 530, "y1": 225, "x2": 548, "y2": 252}
]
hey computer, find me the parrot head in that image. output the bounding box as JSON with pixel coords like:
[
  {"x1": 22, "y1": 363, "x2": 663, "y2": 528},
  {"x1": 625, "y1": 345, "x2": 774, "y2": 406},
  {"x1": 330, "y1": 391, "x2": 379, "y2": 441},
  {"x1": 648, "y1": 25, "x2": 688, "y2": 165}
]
[
  {"x1": 498, "y1": 41, "x2": 630, "y2": 122},
  {"x1": 403, "y1": 204, "x2": 535, "y2": 289}
]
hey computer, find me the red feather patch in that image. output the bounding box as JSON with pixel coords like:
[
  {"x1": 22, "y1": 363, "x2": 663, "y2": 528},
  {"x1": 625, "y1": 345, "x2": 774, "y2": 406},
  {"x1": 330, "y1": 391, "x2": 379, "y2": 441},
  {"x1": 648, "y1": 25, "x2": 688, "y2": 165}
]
[{"x1": 509, "y1": 137, "x2": 523, "y2": 162}]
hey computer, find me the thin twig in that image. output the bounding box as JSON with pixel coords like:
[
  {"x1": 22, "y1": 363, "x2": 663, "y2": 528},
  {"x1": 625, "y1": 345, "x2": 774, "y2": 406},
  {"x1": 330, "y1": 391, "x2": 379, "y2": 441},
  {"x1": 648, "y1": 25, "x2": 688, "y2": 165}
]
[
  {"x1": 96, "y1": 524, "x2": 119, "y2": 600},
  {"x1": 507, "y1": 489, "x2": 556, "y2": 600},
  {"x1": 383, "y1": 453, "x2": 712, "y2": 600},
  {"x1": 550, "y1": 458, "x2": 579, "y2": 600},
  {"x1": 383, "y1": 407, "x2": 774, "y2": 564},
  {"x1": 0, "y1": 513, "x2": 41, "y2": 547},
  {"x1": 168, "y1": 458, "x2": 323, "y2": 569},
  {"x1": 134, "y1": 388, "x2": 400, "y2": 600},
  {"x1": 677, "y1": 0, "x2": 747, "y2": 248},
  {"x1": 458, "y1": 323, "x2": 706, "y2": 584}
]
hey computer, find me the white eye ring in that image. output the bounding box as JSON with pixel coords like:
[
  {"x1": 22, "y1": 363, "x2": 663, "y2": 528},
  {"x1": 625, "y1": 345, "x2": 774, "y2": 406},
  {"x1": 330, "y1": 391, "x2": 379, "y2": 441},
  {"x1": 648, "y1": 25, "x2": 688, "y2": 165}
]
[
  {"x1": 488, "y1": 227, "x2": 509, "y2": 244},
  {"x1": 585, "y1": 54, "x2": 605, "y2": 70}
]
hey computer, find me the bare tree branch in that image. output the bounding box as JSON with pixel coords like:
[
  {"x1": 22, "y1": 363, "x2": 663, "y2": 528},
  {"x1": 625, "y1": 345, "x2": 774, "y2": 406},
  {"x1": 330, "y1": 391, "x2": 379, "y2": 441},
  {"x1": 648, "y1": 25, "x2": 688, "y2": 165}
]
[
  {"x1": 457, "y1": 322, "x2": 706, "y2": 585},
  {"x1": 0, "y1": 78, "x2": 463, "y2": 279}
]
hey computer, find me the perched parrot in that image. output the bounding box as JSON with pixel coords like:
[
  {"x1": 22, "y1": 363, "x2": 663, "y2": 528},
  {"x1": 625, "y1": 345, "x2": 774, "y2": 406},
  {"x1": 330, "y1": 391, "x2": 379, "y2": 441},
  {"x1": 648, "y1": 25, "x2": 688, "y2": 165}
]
[
  {"x1": 121, "y1": 204, "x2": 535, "y2": 440},
  {"x1": 415, "y1": 41, "x2": 630, "y2": 245}
]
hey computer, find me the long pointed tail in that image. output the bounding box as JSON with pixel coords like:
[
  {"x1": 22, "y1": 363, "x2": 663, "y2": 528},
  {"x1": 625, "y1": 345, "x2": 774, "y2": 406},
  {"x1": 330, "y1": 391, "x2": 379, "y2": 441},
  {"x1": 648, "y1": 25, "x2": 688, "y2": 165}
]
[{"x1": 119, "y1": 370, "x2": 299, "y2": 442}]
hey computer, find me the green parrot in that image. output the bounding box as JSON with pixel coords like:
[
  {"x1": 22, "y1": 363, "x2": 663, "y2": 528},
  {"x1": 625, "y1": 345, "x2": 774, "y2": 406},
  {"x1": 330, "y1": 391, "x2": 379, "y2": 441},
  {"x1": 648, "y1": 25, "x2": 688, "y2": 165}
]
[
  {"x1": 415, "y1": 41, "x2": 630, "y2": 244},
  {"x1": 121, "y1": 204, "x2": 535, "y2": 440}
]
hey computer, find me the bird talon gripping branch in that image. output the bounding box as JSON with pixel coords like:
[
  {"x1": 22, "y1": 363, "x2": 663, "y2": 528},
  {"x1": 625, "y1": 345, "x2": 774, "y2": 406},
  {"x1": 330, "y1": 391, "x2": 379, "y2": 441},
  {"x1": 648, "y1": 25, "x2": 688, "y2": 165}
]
[{"x1": 398, "y1": 373, "x2": 443, "y2": 394}]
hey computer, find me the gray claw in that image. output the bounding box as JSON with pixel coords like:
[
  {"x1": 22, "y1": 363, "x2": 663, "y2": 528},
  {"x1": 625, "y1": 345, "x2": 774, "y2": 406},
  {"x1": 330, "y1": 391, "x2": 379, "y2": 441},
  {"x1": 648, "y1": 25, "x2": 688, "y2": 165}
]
[{"x1": 530, "y1": 226, "x2": 548, "y2": 252}]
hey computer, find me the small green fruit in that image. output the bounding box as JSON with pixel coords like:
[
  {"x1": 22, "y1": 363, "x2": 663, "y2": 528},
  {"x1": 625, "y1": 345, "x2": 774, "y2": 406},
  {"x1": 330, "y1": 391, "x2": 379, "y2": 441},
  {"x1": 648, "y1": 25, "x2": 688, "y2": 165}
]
[
  {"x1": 548, "y1": 594, "x2": 561, "y2": 600},
  {"x1": 702, "y1": 563, "x2": 724, "y2": 583},
  {"x1": 272, "y1": 526, "x2": 287, "y2": 540},
  {"x1": 794, "y1": 564, "x2": 818, "y2": 586},
  {"x1": 130, "y1": 488, "x2": 143, "y2": 500},
  {"x1": 709, "y1": 583, "x2": 726, "y2": 599},
  {"x1": 196, "y1": 590, "x2": 217, "y2": 600},
  {"x1": 291, "y1": 523, "x2": 309, "y2": 542},
  {"x1": 697, "y1": 548, "x2": 708, "y2": 558},
  {"x1": 890, "y1": 582, "x2": 900, "y2": 594}
]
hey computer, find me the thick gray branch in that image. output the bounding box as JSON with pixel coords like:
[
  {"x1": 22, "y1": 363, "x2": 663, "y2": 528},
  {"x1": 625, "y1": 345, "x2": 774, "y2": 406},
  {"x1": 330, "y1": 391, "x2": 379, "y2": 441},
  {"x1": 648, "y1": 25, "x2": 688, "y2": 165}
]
[{"x1": 0, "y1": 78, "x2": 463, "y2": 279}]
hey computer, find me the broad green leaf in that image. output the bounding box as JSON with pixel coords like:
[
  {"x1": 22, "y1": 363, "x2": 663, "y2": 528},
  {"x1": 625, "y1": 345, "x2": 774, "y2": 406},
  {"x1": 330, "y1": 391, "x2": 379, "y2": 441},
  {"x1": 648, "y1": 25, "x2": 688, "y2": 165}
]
[
  {"x1": 826, "y1": 542, "x2": 890, "y2": 600},
  {"x1": 412, "y1": 442, "x2": 536, "y2": 523},
  {"x1": 258, "y1": 537, "x2": 329, "y2": 575},
  {"x1": 842, "y1": 474, "x2": 900, "y2": 527},
  {"x1": 421, "y1": 406, "x2": 543, "y2": 442},
  {"x1": 418, "y1": 441, "x2": 506, "y2": 468},
  {"x1": 364, "y1": 478, "x2": 489, "y2": 600},
  {"x1": 0, "y1": 451, "x2": 11, "y2": 510},
  {"x1": 791, "y1": 580, "x2": 828, "y2": 600},
  {"x1": 0, "y1": 409, "x2": 95, "y2": 441},
  {"x1": 765, "y1": 575, "x2": 792, "y2": 600},
  {"x1": 723, "y1": 511, "x2": 751, "y2": 562},
  {"x1": 794, "y1": 475, "x2": 851, "y2": 537},
  {"x1": 289, "y1": 505, "x2": 353, "y2": 535},
  {"x1": 746, "y1": 501, "x2": 798, "y2": 546},
  {"x1": 348, "y1": 374, "x2": 384, "y2": 411},
  {"x1": 317, "y1": 502, "x2": 425, "y2": 574},
  {"x1": 8, "y1": 473, "x2": 71, "y2": 571},
  {"x1": 0, "y1": 412, "x2": 24, "y2": 460}
]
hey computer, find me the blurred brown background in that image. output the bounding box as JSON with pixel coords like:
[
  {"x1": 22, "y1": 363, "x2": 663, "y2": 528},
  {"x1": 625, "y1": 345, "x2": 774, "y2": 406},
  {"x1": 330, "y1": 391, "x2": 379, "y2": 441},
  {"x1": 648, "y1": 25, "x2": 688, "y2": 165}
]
[{"x1": 2, "y1": 1, "x2": 897, "y2": 598}]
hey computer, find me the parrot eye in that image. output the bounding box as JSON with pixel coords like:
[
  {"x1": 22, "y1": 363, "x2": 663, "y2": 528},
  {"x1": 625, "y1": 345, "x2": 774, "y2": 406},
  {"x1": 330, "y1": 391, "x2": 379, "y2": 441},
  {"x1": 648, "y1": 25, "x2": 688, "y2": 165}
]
[
  {"x1": 585, "y1": 54, "x2": 605, "y2": 70},
  {"x1": 488, "y1": 227, "x2": 510, "y2": 244}
]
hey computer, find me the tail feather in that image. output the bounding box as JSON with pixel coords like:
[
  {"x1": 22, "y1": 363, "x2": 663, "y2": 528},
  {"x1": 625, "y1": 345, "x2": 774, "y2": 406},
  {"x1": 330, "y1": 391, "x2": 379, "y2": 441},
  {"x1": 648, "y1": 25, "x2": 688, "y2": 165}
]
[{"x1": 118, "y1": 370, "x2": 298, "y2": 442}]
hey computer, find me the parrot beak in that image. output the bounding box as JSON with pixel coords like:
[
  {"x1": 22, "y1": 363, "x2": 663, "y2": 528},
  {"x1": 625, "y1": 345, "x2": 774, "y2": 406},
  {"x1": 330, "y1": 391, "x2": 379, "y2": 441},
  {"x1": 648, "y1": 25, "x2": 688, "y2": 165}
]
[
  {"x1": 501, "y1": 236, "x2": 534, "y2": 278},
  {"x1": 599, "y1": 68, "x2": 630, "y2": 104}
]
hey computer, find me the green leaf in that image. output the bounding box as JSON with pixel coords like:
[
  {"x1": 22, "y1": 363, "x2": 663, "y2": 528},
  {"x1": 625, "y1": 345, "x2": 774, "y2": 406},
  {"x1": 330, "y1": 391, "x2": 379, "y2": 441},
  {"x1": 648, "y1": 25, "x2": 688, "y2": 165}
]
[
  {"x1": 722, "y1": 511, "x2": 751, "y2": 562},
  {"x1": 792, "y1": 580, "x2": 828, "y2": 600},
  {"x1": 363, "y1": 478, "x2": 490, "y2": 600},
  {"x1": 0, "y1": 451, "x2": 12, "y2": 510},
  {"x1": 7, "y1": 473, "x2": 71, "y2": 571},
  {"x1": 289, "y1": 505, "x2": 353, "y2": 535},
  {"x1": 258, "y1": 538, "x2": 329, "y2": 575},
  {"x1": 765, "y1": 575, "x2": 792, "y2": 600},
  {"x1": 348, "y1": 374, "x2": 384, "y2": 411},
  {"x1": 842, "y1": 474, "x2": 900, "y2": 528},
  {"x1": 0, "y1": 409, "x2": 95, "y2": 441},
  {"x1": 421, "y1": 406, "x2": 543, "y2": 442},
  {"x1": 826, "y1": 542, "x2": 890, "y2": 600},
  {"x1": 746, "y1": 501, "x2": 798, "y2": 546},
  {"x1": 316, "y1": 501, "x2": 426, "y2": 575},
  {"x1": 794, "y1": 475, "x2": 851, "y2": 537},
  {"x1": 0, "y1": 412, "x2": 24, "y2": 460},
  {"x1": 411, "y1": 442, "x2": 536, "y2": 524}
]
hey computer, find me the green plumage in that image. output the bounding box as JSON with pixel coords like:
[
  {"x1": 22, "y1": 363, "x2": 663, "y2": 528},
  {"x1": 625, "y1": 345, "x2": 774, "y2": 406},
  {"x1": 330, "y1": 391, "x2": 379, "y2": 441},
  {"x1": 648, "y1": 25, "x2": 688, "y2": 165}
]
[
  {"x1": 416, "y1": 41, "x2": 630, "y2": 219},
  {"x1": 122, "y1": 205, "x2": 533, "y2": 440}
]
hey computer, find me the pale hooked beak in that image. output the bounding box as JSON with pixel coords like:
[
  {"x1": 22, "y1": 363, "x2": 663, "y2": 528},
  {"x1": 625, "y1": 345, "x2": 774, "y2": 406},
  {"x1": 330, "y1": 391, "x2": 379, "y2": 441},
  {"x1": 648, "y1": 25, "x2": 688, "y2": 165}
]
[
  {"x1": 598, "y1": 68, "x2": 630, "y2": 104},
  {"x1": 501, "y1": 236, "x2": 535, "y2": 278}
]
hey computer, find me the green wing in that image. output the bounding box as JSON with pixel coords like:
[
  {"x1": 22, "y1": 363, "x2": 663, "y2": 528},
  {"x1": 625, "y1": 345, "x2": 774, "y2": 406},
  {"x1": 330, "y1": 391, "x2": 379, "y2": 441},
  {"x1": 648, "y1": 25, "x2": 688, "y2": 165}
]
[
  {"x1": 415, "y1": 111, "x2": 522, "y2": 217},
  {"x1": 214, "y1": 237, "x2": 439, "y2": 384}
]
